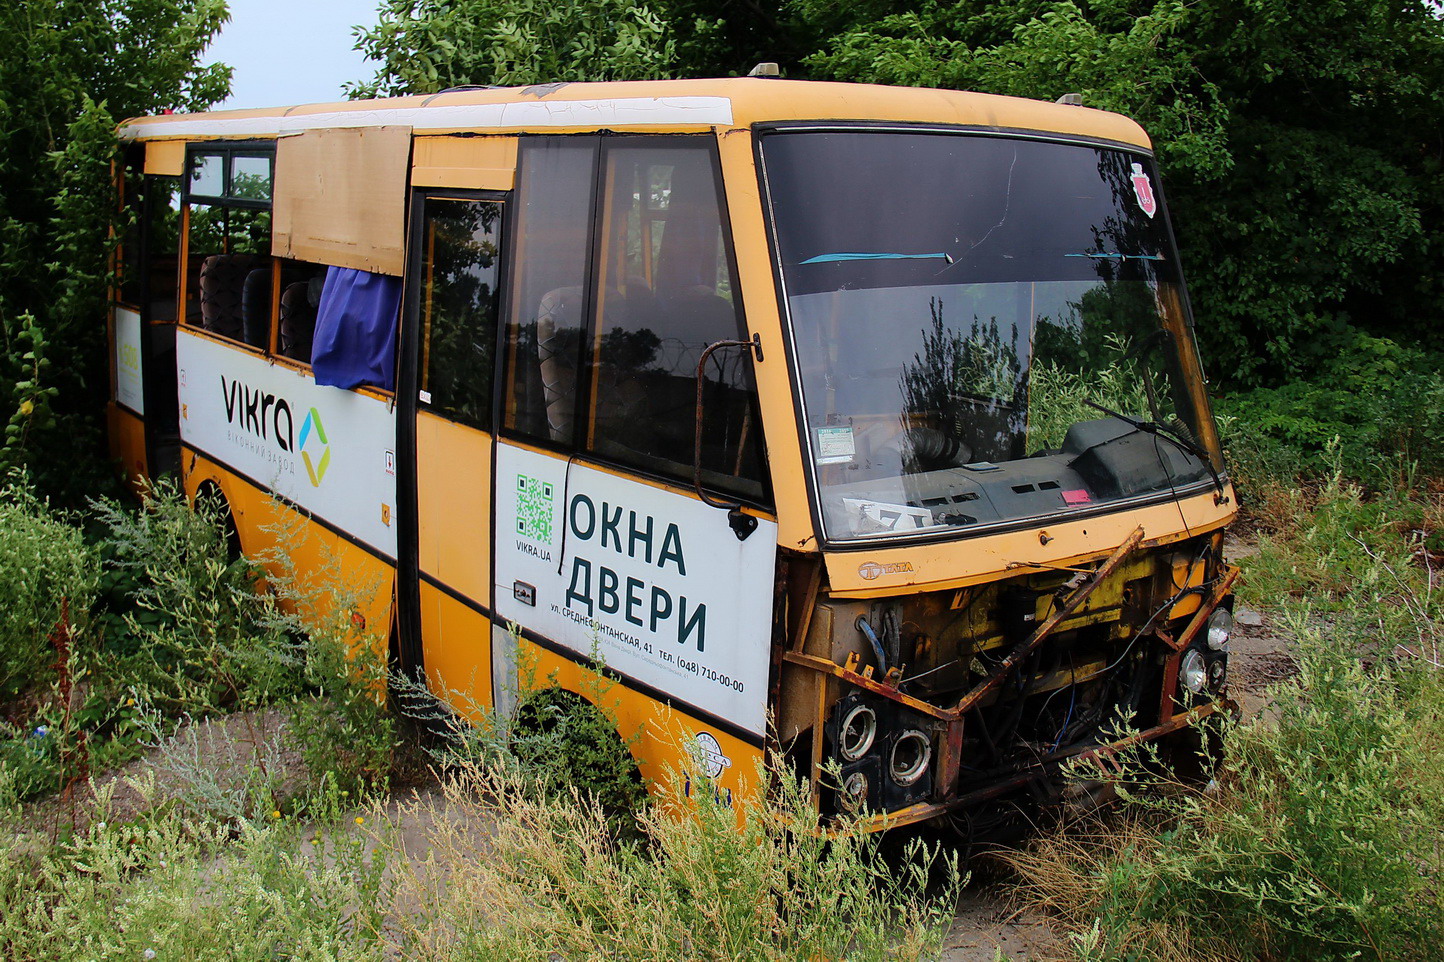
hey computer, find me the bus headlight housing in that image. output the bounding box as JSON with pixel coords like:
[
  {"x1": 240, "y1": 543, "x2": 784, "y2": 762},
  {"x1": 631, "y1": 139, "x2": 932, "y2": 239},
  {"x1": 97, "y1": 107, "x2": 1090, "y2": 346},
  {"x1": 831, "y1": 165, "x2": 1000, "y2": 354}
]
[
  {"x1": 1179, "y1": 649, "x2": 1208, "y2": 695},
  {"x1": 837, "y1": 703, "x2": 878, "y2": 762},
  {"x1": 889, "y1": 729, "x2": 932, "y2": 787},
  {"x1": 1206, "y1": 607, "x2": 1233, "y2": 651},
  {"x1": 841, "y1": 771, "x2": 870, "y2": 812}
]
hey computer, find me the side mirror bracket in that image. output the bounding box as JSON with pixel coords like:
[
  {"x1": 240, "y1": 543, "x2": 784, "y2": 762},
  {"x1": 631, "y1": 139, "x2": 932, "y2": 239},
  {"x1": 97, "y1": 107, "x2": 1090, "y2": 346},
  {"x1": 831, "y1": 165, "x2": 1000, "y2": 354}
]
[{"x1": 693, "y1": 334, "x2": 763, "y2": 541}]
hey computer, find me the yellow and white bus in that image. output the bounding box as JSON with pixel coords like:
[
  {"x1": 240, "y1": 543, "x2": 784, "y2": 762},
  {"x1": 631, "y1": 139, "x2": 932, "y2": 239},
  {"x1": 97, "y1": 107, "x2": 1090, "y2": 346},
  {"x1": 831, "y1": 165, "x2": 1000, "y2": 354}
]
[{"x1": 108, "y1": 77, "x2": 1238, "y2": 834}]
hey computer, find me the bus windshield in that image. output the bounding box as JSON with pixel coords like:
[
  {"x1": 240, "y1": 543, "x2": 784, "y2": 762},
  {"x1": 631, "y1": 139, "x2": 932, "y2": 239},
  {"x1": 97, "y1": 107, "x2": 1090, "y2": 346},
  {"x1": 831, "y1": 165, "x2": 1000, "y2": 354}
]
[{"x1": 761, "y1": 129, "x2": 1221, "y2": 543}]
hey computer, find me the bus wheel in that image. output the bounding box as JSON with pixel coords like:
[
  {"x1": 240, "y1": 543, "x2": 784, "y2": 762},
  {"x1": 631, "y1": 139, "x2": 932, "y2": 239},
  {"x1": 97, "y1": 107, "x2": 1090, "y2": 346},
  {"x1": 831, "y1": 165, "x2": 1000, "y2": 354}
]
[
  {"x1": 193, "y1": 480, "x2": 243, "y2": 560},
  {"x1": 510, "y1": 686, "x2": 646, "y2": 818}
]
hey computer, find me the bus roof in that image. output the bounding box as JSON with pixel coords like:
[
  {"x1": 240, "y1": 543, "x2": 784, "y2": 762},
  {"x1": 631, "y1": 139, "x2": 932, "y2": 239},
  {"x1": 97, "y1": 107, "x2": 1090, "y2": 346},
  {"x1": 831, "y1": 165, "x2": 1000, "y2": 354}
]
[{"x1": 117, "y1": 78, "x2": 1152, "y2": 149}]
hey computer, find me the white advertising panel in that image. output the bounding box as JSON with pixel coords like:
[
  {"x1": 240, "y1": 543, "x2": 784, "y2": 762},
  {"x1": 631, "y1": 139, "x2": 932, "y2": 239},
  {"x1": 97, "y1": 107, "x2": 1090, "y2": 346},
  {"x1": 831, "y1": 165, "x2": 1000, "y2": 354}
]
[
  {"x1": 114, "y1": 307, "x2": 144, "y2": 415},
  {"x1": 176, "y1": 331, "x2": 398, "y2": 557},
  {"x1": 494, "y1": 444, "x2": 777, "y2": 737}
]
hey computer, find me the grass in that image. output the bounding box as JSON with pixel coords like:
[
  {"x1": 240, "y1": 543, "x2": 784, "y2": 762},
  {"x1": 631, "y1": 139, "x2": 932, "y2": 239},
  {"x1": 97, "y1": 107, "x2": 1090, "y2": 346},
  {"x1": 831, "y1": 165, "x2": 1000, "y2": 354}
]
[
  {"x1": 0, "y1": 743, "x2": 961, "y2": 960},
  {"x1": 8, "y1": 388, "x2": 1444, "y2": 959},
  {"x1": 0, "y1": 479, "x2": 962, "y2": 960},
  {"x1": 1003, "y1": 450, "x2": 1444, "y2": 961},
  {"x1": 385, "y1": 754, "x2": 960, "y2": 960}
]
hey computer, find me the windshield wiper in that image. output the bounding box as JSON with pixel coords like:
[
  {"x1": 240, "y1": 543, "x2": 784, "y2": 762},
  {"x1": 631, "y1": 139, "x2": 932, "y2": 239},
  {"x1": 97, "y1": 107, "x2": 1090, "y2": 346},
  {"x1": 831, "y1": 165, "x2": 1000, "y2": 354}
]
[{"x1": 1082, "y1": 399, "x2": 1226, "y2": 497}]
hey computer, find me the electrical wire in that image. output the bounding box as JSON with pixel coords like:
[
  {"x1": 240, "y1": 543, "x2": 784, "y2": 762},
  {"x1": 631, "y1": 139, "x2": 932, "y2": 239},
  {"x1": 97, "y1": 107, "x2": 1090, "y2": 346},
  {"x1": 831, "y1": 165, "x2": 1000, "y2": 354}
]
[{"x1": 1048, "y1": 652, "x2": 1078, "y2": 754}]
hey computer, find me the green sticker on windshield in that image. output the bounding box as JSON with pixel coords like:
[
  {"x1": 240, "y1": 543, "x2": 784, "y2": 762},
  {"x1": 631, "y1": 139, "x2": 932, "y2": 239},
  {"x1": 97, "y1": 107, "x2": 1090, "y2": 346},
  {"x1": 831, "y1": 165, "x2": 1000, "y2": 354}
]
[{"x1": 816, "y1": 426, "x2": 856, "y2": 465}]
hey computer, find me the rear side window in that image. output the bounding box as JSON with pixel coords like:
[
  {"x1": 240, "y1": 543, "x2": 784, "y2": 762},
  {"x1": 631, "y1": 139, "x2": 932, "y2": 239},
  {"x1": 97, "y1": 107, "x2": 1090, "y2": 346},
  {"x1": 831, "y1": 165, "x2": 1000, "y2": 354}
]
[
  {"x1": 502, "y1": 138, "x2": 597, "y2": 445},
  {"x1": 181, "y1": 145, "x2": 275, "y2": 349}
]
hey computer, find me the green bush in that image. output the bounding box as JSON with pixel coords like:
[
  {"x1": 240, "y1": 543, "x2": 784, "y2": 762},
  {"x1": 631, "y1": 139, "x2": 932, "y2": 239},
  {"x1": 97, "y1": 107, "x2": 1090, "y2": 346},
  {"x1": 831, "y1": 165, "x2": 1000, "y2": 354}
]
[
  {"x1": 1219, "y1": 333, "x2": 1444, "y2": 492},
  {"x1": 507, "y1": 683, "x2": 648, "y2": 822},
  {"x1": 0, "y1": 482, "x2": 97, "y2": 698},
  {"x1": 89, "y1": 482, "x2": 298, "y2": 717},
  {"x1": 0, "y1": 480, "x2": 402, "y2": 810},
  {"x1": 412, "y1": 635, "x2": 647, "y2": 824}
]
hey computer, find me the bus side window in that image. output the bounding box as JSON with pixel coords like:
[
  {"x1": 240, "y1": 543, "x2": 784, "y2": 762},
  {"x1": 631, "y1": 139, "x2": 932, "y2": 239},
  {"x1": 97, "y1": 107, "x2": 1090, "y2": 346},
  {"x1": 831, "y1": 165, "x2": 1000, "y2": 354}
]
[
  {"x1": 181, "y1": 147, "x2": 274, "y2": 350},
  {"x1": 502, "y1": 137, "x2": 597, "y2": 445},
  {"x1": 587, "y1": 142, "x2": 765, "y2": 500},
  {"x1": 255, "y1": 259, "x2": 328, "y2": 364},
  {"x1": 118, "y1": 161, "x2": 183, "y2": 322},
  {"x1": 418, "y1": 198, "x2": 504, "y2": 428}
]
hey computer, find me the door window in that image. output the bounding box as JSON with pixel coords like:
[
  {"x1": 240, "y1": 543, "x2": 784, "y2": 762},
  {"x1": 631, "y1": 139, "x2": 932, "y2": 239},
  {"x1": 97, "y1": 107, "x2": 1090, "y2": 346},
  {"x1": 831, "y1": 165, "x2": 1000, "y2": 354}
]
[{"x1": 418, "y1": 198, "x2": 505, "y2": 429}]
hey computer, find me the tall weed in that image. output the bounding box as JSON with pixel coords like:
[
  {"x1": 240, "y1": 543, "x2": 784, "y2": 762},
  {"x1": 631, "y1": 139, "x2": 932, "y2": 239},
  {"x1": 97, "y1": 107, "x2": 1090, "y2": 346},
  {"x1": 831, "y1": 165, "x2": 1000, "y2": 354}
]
[
  {"x1": 1008, "y1": 475, "x2": 1444, "y2": 961},
  {"x1": 0, "y1": 482, "x2": 97, "y2": 698},
  {"x1": 255, "y1": 515, "x2": 396, "y2": 800},
  {"x1": 89, "y1": 481, "x2": 297, "y2": 716},
  {"x1": 388, "y1": 749, "x2": 961, "y2": 961}
]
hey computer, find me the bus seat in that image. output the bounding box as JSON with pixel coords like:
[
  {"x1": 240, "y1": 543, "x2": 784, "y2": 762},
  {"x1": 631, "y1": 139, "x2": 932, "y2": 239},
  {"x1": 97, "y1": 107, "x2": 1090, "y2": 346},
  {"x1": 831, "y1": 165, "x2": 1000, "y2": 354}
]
[
  {"x1": 241, "y1": 268, "x2": 272, "y2": 348},
  {"x1": 535, "y1": 285, "x2": 584, "y2": 442},
  {"x1": 655, "y1": 285, "x2": 734, "y2": 344},
  {"x1": 199, "y1": 254, "x2": 258, "y2": 340},
  {"x1": 279, "y1": 280, "x2": 318, "y2": 363}
]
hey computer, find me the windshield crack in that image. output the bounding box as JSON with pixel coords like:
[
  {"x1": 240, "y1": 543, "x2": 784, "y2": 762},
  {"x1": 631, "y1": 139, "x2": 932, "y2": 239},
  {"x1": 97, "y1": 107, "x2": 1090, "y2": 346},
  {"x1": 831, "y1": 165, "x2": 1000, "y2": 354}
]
[{"x1": 937, "y1": 146, "x2": 1019, "y2": 276}]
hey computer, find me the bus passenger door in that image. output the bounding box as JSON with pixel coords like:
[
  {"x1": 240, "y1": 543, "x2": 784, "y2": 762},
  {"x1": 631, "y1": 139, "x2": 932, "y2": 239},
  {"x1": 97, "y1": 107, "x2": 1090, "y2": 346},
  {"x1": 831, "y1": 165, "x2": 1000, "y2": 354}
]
[
  {"x1": 111, "y1": 143, "x2": 185, "y2": 487},
  {"x1": 399, "y1": 192, "x2": 508, "y2": 719}
]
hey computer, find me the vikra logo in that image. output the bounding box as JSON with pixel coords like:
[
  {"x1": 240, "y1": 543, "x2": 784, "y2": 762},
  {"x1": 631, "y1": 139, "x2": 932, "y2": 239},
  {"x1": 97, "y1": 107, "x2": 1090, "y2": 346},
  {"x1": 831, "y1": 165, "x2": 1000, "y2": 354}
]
[
  {"x1": 298, "y1": 408, "x2": 331, "y2": 487},
  {"x1": 221, "y1": 376, "x2": 295, "y2": 451},
  {"x1": 1130, "y1": 162, "x2": 1157, "y2": 219}
]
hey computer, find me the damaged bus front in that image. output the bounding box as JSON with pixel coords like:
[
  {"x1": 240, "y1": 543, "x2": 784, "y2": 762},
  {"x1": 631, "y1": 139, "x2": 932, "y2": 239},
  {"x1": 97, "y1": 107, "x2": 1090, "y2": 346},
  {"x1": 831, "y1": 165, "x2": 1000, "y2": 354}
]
[{"x1": 761, "y1": 126, "x2": 1239, "y2": 835}]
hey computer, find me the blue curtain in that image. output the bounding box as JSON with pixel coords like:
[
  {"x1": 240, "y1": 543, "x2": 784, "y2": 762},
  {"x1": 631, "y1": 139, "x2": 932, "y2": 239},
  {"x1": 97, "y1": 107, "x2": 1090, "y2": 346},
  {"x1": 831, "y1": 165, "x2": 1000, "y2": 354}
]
[{"x1": 311, "y1": 267, "x2": 402, "y2": 390}]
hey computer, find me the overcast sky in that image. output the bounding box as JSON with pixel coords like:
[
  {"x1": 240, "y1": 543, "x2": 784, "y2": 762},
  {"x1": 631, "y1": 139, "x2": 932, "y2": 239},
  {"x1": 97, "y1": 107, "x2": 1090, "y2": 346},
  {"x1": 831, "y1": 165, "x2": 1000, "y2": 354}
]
[{"x1": 202, "y1": 0, "x2": 382, "y2": 109}]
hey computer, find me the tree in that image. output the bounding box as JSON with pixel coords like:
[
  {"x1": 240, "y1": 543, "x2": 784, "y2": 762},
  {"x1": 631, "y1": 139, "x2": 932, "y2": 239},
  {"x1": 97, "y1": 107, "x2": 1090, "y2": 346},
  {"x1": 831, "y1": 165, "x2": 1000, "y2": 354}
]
[
  {"x1": 792, "y1": 0, "x2": 1444, "y2": 384},
  {"x1": 0, "y1": 0, "x2": 230, "y2": 498},
  {"x1": 350, "y1": 0, "x2": 679, "y2": 95}
]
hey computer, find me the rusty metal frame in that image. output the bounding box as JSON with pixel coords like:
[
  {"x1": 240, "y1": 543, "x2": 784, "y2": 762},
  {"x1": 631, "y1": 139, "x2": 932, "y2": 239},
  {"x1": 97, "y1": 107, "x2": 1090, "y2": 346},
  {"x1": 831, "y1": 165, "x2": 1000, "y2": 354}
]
[
  {"x1": 782, "y1": 650, "x2": 954, "y2": 720},
  {"x1": 952, "y1": 526, "x2": 1146, "y2": 715},
  {"x1": 782, "y1": 527, "x2": 1242, "y2": 827},
  {"x1": 783, "y1": 526, "x2": 1148, "y2": 725},
  {"x1": 854, "y1": 700, "x2": 1228, "y2": 832}
]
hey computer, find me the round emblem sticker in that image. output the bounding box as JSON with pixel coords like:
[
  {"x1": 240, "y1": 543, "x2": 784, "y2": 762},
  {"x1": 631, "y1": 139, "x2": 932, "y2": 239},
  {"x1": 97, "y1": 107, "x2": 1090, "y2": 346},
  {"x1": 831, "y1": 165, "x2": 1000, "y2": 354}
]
[
  {"x1": 695, "y1": 732, "x2": 731, "y2": 779},
  {"x1": 858, "y1": 561, "x2": 885, "y2": 581}
]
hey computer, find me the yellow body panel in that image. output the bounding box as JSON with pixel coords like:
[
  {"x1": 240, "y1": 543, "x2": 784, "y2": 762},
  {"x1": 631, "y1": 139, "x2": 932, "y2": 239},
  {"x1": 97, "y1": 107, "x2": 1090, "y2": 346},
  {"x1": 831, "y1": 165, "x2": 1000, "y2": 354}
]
[
  {"x1": 106, "y1": 402, "x2": 148, "y2": 492},
  {"x1": 419, "y1": 581, "x2": 493, "y2": 722},
  {"x1": 416, "y1": 411, "x2": 492, "y2": 602},
  {"x1": 412, "y1": 135, "x2": 518, "y2": 190},
  {"x1": 824, "y1": 484, "x2": 1238, "y2": 598},
  {"x1": 143, "y1": 140, "x2": 185, "y2": 176},
  {"x1": 182, "y1": 449, "x2": 396, "y2": 642}
]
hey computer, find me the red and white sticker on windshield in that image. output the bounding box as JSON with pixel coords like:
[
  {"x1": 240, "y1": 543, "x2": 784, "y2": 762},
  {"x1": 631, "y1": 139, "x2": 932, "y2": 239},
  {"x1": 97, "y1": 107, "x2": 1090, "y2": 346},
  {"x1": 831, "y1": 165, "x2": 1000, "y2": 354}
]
[{"x1": 1130, "y1": 163, "x2": 1157, "y2": 219}]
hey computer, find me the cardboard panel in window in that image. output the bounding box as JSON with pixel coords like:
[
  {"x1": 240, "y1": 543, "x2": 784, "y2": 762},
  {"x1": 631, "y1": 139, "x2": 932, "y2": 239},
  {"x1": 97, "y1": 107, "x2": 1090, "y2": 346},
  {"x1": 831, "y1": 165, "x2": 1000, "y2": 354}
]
[{"x1": 272, "y1": 125, "x2": 411, "y2": 276}]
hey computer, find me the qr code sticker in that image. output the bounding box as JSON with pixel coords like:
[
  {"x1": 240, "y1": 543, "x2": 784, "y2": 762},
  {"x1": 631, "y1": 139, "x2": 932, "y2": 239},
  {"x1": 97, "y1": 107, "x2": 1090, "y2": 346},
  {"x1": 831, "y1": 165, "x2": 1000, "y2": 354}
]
[{"x1": 515, "y1": 474, "x2": 555, "y2": 544}]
